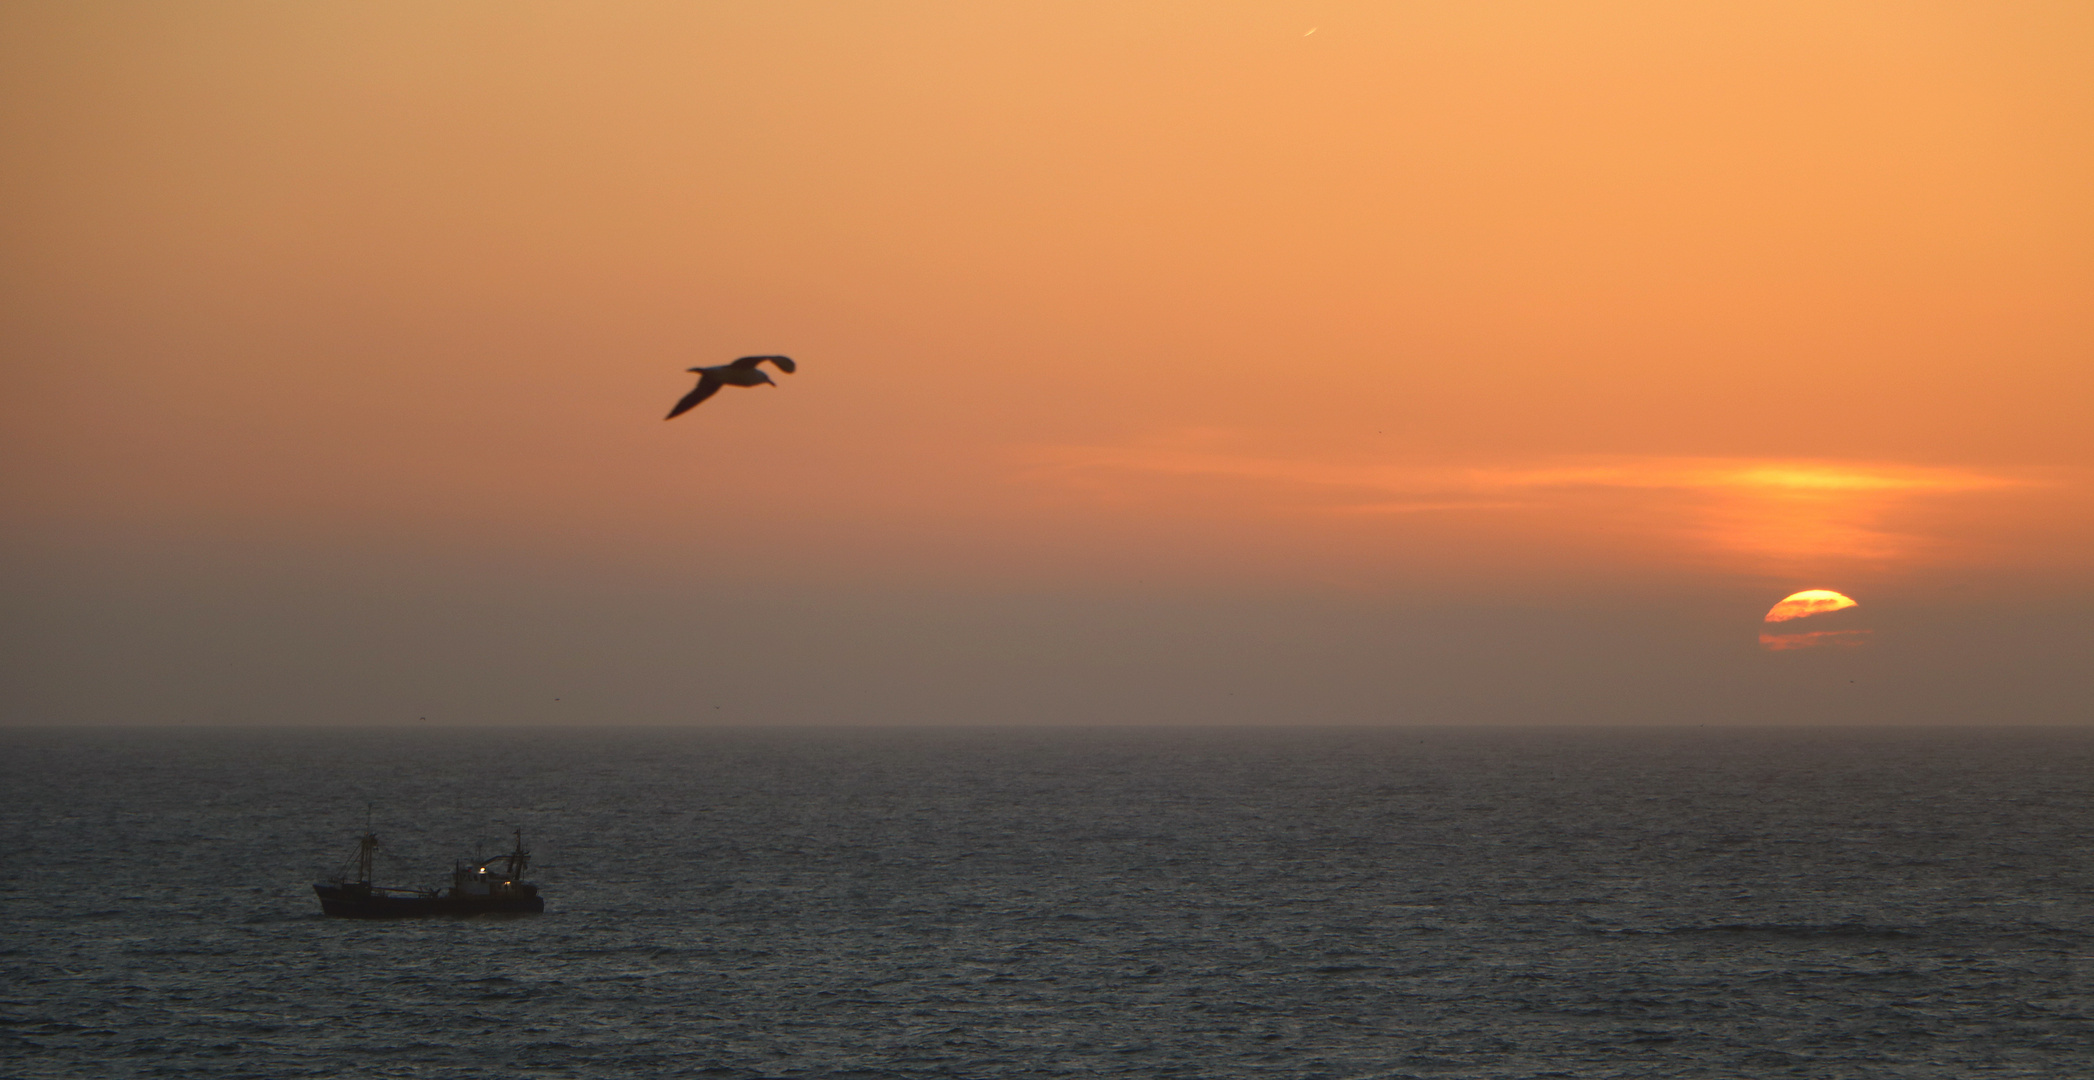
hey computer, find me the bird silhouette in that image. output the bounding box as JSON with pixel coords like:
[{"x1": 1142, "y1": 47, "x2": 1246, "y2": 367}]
[{"x1": 666, "y1": 355, "x2": 797, "y2": 419}]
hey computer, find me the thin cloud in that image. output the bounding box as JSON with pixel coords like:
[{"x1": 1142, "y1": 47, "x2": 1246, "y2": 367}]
[
  {"x1": 1026, "y1": 435, "x2": 2035, "y2": 567},
  {"x1": 1760, "y1": 629, "x2": 1873, "y2": 651}
]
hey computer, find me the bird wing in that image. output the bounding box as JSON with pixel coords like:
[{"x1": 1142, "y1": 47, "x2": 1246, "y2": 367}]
[
  {"x1": 729, "y1": 354, "x2": 796, "y2": 374},
  {"x1": 665, "y1": 374, "x2": 722, "y2": 419}
]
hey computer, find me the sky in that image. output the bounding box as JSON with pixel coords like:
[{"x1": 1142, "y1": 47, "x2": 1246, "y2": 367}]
[{"x1": 3, "y1": 1, "x2": 2090, "y2": 726}]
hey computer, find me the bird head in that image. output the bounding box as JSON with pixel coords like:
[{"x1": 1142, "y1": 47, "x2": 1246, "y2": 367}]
[{"x1": 756, "y1": 371, "x2": 776, "y2": 386}]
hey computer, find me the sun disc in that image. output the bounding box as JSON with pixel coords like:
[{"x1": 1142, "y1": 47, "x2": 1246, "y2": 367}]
[{"x1": 1764, "y1": 589, "x2": 1857, "y2": 623}]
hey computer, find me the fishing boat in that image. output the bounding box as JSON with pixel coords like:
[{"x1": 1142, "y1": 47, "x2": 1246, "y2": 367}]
[{"x1": 313, "y1": 828, "x2": 545, "y2": 918}]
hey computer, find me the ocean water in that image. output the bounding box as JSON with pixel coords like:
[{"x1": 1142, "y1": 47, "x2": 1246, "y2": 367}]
[{"x1": 4, "y1": 726, "x2": 2093, "y2": 1078}]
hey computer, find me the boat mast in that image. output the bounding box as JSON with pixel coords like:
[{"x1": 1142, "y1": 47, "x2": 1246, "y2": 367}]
[{"x1": 356, "y1": 804, "x2": 377, "y2": 884}]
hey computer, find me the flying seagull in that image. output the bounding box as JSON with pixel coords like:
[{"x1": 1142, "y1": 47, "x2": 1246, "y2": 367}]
[{"x1": 665, "y1": 355, "x2": 797, "y2": 419}]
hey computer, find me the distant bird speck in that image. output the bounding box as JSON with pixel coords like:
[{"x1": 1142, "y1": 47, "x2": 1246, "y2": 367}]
[{"x1": 666, "y1": 355, "x2": 797, "y2": 419}]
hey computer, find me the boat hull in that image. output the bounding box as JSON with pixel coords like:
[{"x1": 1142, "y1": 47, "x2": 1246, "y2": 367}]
[{"x1": 313, "y1": 882, "x2": 544, "y2": 919}]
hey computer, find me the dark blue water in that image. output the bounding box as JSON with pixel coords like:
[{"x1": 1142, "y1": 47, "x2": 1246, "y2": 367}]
[{"x1": 4, "y1": 727, "x2": 2093, "y2": 1077}]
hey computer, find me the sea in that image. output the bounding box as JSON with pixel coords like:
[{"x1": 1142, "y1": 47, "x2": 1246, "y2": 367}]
[{"x1": 4, "y1": 726, "x2": 2093, "y2": 1078}]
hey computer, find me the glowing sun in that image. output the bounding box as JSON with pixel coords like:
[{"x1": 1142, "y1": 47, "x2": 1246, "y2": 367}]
[
  {"x1": 1760, "y1": 589, "x2": 1869, "y2": 651},
  {"x1": 1764, "y1": 589, "x2": 1858, "y2": 623}
]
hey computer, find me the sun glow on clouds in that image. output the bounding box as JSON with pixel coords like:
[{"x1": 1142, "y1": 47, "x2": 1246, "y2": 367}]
[
  {"x1": 1759, "y1": 628, "x2": 1871, "y2": 651},
  {"x1": 1030, "y1": 436, "x2": 2025, "y2": 571},
  {"x1": 1035, "y1": 442, "x2": 2016, "y2": 504}
]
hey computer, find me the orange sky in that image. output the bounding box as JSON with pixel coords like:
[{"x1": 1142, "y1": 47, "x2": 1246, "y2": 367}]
[{"x1": 3, "y1": 2, "x2": 2091, "y2": 724}]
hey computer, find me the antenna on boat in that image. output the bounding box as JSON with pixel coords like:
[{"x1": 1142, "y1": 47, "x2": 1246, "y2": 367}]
[{"x1": 356, "y1": 802, "x2": 378, "y2": 885}]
